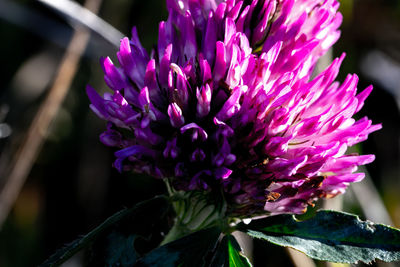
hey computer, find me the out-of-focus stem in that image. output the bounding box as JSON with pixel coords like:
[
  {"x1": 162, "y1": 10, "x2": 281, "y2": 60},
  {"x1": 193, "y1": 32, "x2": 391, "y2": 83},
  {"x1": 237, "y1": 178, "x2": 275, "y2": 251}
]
[
  {"x1": 351, "y1": 167, "x2": 396, "y2": 267},
  {"x1": 351, "y1": 166, "x2": 394, "y2": 226},
  {"x1": 0, "y1": 0, "x2": 103, "y2": 228},
  {"x1": 38, "y1": 0, "x2": 123, "y2": 48},
  {"x1": 286, "y1": 248, "x2": 317, "y2": 267}
]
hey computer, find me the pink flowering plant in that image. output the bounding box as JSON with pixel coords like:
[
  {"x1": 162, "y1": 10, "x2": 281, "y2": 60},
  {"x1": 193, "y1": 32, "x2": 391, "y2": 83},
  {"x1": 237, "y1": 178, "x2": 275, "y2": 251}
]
[{"x1": 43, "y1": 0, "x2": 400, "y2": 266}]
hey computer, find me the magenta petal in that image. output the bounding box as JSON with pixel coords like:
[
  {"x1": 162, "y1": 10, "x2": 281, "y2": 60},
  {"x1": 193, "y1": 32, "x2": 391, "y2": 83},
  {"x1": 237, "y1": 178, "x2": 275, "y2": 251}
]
[
  {"x1": 130, "y1": 27, "x2": 149, "y2": 61},
  {"x1": 100, "y1": 123, "x2": 122, "y2": 147},
  {"x1": 86, "y1": 85, "x2": 108, "y2": 119},
  {"x1": 252, "y1": 0, "x2": 275, "y2": 44},
  {"x1": 183, "y1": 11, "x2": 198, "y2": 60},
  {"x1": 263, "y1": 136, "x2": 290, "y2": 157},
  {"x1": 100, "y1": 57, "x2": 127, "y2": 91},
  {"x1": 215, "y1": 167, "x2": 233, "y2": 180},
  {"x1": 170, "y1": 63, "x2": 189, "y2": 106},
  {"x1": 114, "y1": 145, "x2": 157, "y2": 172},
  {"x1": 216, "y1": 86, "x2": 244, "y2": 121},
  {"x1": 323, "y1": 173, "x2": 366, "y2": 190},
  {"x1": 117, "y1": 38, "x2": 135, "y2": 79},
  {"x1": 180, "y1": 123, "x2": 208, "y2": 141},
  {"x1": 168, "y1": 103, "x2": 185, "y2": 128},
  {"x1": 267, "y1": 156, "x2": 308, "y2": 178},
  {"x1": 159, "y1": 44, "x2": 173, "y2": 87},
  {"x1": 235, "y1": 5, "x2": 249, "y2": 33},
  {"x1": 144, "y1": 59, "x2": 159, "y2": 92},
  {"x1": 355, "y1": 85, "x2": 373, "y2": 112},
  {"x1": 163, "y1": 137, "x2": 179, "y2": 159},
  {"x1": 322, "y1": 154, "x2": 375, "y2": 174},
  {"x1": 118, "y1": 37, "x2": 147, "y2": 89},
  {"x1": 196, "y1": 84, "x2": 212, "y2": 118},
  {"x1": 200, "y1": 58, "x2": 212, "y2": 83},
  {"x1": 227, "y1": 1, "x2": 243, "y2": 21},
  {"x1": 203, "y1": 11, "x2": 218, "y2": 66},
  {"x1": 138, "y1": 87, "x2": 150, "y2": 109},
  {"x1": 213, "y1": 41, "x2": 227, "y2": 82}
]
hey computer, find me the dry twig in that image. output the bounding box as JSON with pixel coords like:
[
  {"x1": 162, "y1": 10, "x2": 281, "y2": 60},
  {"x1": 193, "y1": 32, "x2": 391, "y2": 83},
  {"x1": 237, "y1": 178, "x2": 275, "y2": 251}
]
[{"x1": 0, "y1": 0, "x2": 103, "y2": 228}]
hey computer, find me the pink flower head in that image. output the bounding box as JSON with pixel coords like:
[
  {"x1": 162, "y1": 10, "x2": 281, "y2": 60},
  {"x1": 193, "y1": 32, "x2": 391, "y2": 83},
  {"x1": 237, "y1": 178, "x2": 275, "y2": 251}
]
[{"x1": 87, "y1": 0, "x2": 381, "y2": 216}]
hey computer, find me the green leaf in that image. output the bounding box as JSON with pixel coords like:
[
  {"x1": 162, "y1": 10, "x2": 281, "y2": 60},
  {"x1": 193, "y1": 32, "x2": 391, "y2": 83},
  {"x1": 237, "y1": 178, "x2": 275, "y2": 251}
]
[
  {"x1": 135, "y1": 227, "x2": 221, "y2": 267},
  {"x1": 239, "y1": 210, "x2": 400, "y2": 264},
  {"x1": 40, "y1": 196, "x2": 170, "y2": 267},
  {"x1": 227, "y1": 235, "x2": 252, "y2": 267},
  {"x1": 210, "y1": 234, "x2": 252, "y2": 267},
  {"x1": 105, "y1": 231, "x2": 139, "y2": 266}
]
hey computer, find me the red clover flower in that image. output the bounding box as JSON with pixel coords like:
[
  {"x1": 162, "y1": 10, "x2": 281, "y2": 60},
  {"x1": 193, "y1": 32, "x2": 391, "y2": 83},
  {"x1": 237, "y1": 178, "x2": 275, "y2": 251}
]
[{"x1": 87, "y1": 0, "x2": 381, "y2": 216}]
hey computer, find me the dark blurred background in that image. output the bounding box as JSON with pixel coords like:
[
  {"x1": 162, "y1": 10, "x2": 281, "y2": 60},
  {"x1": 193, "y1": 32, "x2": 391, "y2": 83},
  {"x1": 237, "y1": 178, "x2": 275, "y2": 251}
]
[{"x1": 0, "y1": 0, "x2": 398, "y2": 266}]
